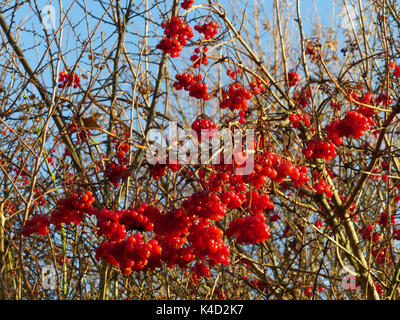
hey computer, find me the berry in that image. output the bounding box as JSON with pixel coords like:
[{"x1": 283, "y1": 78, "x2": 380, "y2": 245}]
[
  {"x1": 156, "y1": 17, "x2": 194, "y2": 58},
  {"x1": 22, "y1": 215, "x2": 50, "y2": 237},
  {"x1": 173, "y1": 73, "x2": 210, "y2": 100},
  {"x1": 182, "y1": 191, "x2": 227, "y2": 221},
  {"x1": 302, "y1": 139, "x2": 337, "y2": 161},
  {"x1": 50, "y1": 191, "x2": 95, "y2": 229},
  {"x1": 394, "y1": 65, "x2": 400, "y2": 77},
  {"x1": 58, "y1": 71, "x2": 80, "y2": 89},
  {"x1": 191, "y1": 116, "x2": 217, "y2": 142},
  {"x1": 226, "y1": 213, "x2": 271, "y2": 244},
  {"x1": 220, "y1": 82, "x2": 252, "y2": 113},
  {"x1": 288, "y1": 70, "x2": 300, "y2": 87},
  {"x1": 289, "y1": 113, "x2": 310, "y2": 129},
  {"x1": 181, "y1": 0, "x2": 194, "y2": 9},
  {"x1": 194, "y1": 21, "x2": 218, "y2": 40},
  {"x1": 313, "y1": 179, "x2": 333, "y2": 198},
  {"x1": 326, "y1": 111, "x2": 373, "y2": 145}
]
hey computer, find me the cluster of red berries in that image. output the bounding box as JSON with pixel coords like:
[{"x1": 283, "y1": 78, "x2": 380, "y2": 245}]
[
  {"x1": 58, "y1": 256, "x2": 70, "y2": 266},
  {"x1": 191, "y1": 262, "x2": 210, "y2": 283},
  {"x1": 354, "y1": 92, "x2": 375, "y2": 118},
  {"x1": 376, "y1": 93, "x2": 393, "y2": 106},
  {"x1": 190, "y1": 47, "x2": 208, "y2": 68},
  {"x1": 50, "y1": 191, "x2": 95, "y2": 229},
  {"x1": 249, "y1": 77, "x2": 266, "y2": 95},
  {"x1": 153, "y1": 213, "x2": 229, "y2": 270},
  {"x1": 22, "y1": 215, "x2": 50, "y2": 237},
  {"x1": 93, "y1": 204, "x2": 167, "y2": 274},
  {"x1": 4, "y1": 200, "x2": 16, "y2": 216},
  {"x1": 382, "y1": 159, "x2": 393, "y2": 172},
  {"x1": 198, "y1": 167, "x2": 241, "y2": 193},
  {"x1": 242, "y1": 190, "x2": 274, "y2": 214},
  {"x1": 34, "y1": 188, "x2": 47, "y2": 206},
  {"x1": 67, "y1": 122, "x2": 93, "y2": 144},
  {"x1": 270, "y1": 213, "x2": 281, "y2": 222},
  {"x1": 369, "y1": 167, "x2": 380, "y2": 182},
  {"x1": 289, "y1": 113, "x2": 310, "y2": 128},
  {"x1": 374, "y1": 282, "x2": 384, "y2": 296},
  {"x1": 47, "y1": 155, "x2": 55, "y2": 167},
  {"x1": 149, "y1": 163, "x2": 167, "y2": 180},
  {"x1": 181, "y1": 0, "x2": 194, "y2": 9},
  {"x1": 23, "y1": 190, "x2": 95, "y2": 236},
  {"x1": 220, "y1": 190, "x2": 245, "y2": 210},
  {"x1": 288, "y1": 70, "x2": 300, "y2": 87},
  {"x1": 160, "y1": 239, "x2": 195, "y2": 269},
  {"x1": 304, "y1": 285, "x2": 313, "y2": 297},
  {"x1": 313, "y1": 178, "x2": 333, "y2": 198},
  {"x1": 122, "y1": 203, "x2": 160, "y2": 232},
  {"x1": 105, "y1": 140, "x2": 131, "y2": 187},
  {"x1": 191, "y1": 116, "x2": 218, "y2": 142},
  {"x1": 220, "y1": 82, "x2": 252, "y2": 112},
  {"x1": 91, "y1": 182, "x2": 232, "y2": 275},
  {"x1": 226, "y1": 68, "x2": 241, "y2": 80},
  {"x1": 153, "y1": 208, "x2": 191, "y2": 239},
  {"x1": 187, "y1": 81, "x2": 210, "y2": 100},
  {"x1": 305, "y1": 44, "x2": 319, "y2": 60},
  {"x1": 393, "y1": 228, "x2": 400, "y2": 240},
  {"x1": 149, "y1": 157, "x2": 180, "y2": 180},
  {"x1": 194, "y1": 21, "x2": 219, "y2": 40},
  {"x1": 116, "y1": 141, "x2": 130, "y2": 160},
  {"x1": 314, "y1": 220, "x2": 324, "y2": 229},
  {"x1": 274, "y1": 156, "x2": 309, "y2": 186},
  {"x1": 289, "y1": 165, "x2": 310, "y2": 188},
  {"x1": 302, "y1": 139, "x2": 337, "y2": 161},
  {"x1": 94, "y1": 204, "x2": 159, "y2": 240},
  {"x1": 187, "y1": 223, "x2": 230, "y2": 265},
  {"x1": 183, "y1": 191, "x2": 227, "y2": 221},
  {"x1": 105, "y1": 163, "x2": 129, "y2": 187},
  {"x1": 94, "y1": 208, "x2": 127, "y2": 242},
  {"x1": 358, "y1": 224, "x2": 380, "y2": 243},
  {"x1": 325, "y1": 111, "x2": 374, "y2": 145},
  {"x1": 226, "y1": 213, "x2": 270, "y2": 244},
  {"x1": 372, "y1": 232, "x2": 380, "y2": 243},
  {"x1": 372, "y1": 247, "x2": 391, "y2": 266},
  {"x1": 173, "y1": 73, "x2": 210, "y2": 100},
  {"x1": 96, "y1": 235, "x2": 162, "y2": 274},
  {"x1": 247, "y1": 151, "x2": 310, "y2": 187},
  {"x1": 390, "y1": 61, "x2": 400, "y2": 77},
  {"x1": 240, "y1": 161, "x2": 270, "y2": 189},
  {"x1": 58, "y1": 71, "x2": 80, "y2": 89},
  {"x1": 377, "y1": 211, "x2": 396, "y2": 226},
  {"x1": 156, "y1": 17, "x2": 194, "y2": 58},
  {"x1": 173, "y1": 72, "x2": 198, "y2": 90},
  {"x1": 381, "y1": 173, "x2": 389, "y2": 183}
]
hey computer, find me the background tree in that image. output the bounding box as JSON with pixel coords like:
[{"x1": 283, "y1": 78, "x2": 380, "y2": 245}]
[{"x1": 0, "y1": 0, "x2": 400, "y2": 300}]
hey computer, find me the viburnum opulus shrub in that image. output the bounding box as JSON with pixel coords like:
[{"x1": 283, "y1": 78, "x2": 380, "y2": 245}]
[{"x1": 2, "y1": 0, "x2": 400, "y2": 300}]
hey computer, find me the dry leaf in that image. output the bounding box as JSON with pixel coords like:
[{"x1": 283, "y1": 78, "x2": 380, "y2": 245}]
[{"x1": 82, "y1": 113, "x2": 102, "y2": 129}]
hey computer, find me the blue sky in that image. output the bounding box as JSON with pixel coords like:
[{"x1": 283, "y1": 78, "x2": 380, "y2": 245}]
[
  {"x1": 1, "y1": 0, "x2": 358, "y2": 151},
  {"x1": 9, "y1": 0, "x2": 349, "y2": 73},
  {"x1": 1, "y1": 0, "x2": 358, "y2": 133}
]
